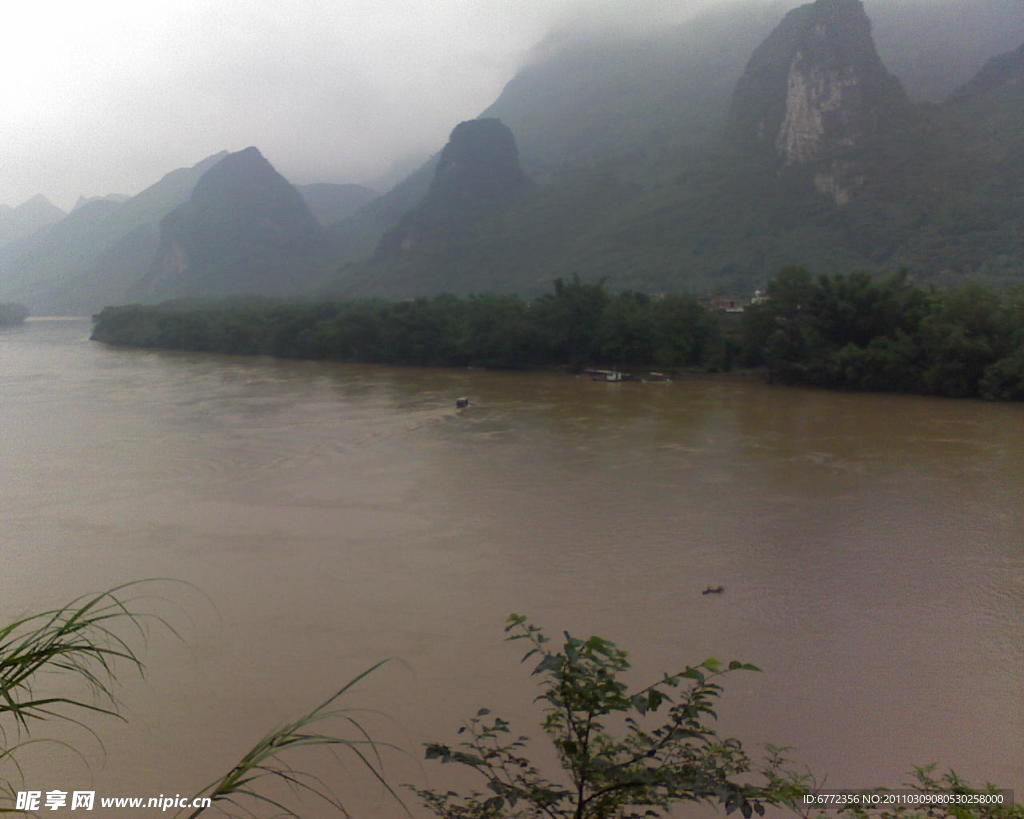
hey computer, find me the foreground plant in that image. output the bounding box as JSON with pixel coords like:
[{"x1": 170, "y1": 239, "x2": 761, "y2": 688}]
[
  {"x1": 413, "y1": 614, "x2": 804, "y2": 818},
  {"x1": 0, "y1": 584, "x2": 157, "y2": 729},
  {"x1": 0, "y1": 582, "x2": 155, "y2": 799},
  {"x1": 184, "y1": 661, "x2": 404, "y2": 818},
  {"x1": 0, "y1": 585, "x2": 402, "y2": 817},
  {"x1": 822, "y1": 766, "x2": 1023, "y2": 819}
]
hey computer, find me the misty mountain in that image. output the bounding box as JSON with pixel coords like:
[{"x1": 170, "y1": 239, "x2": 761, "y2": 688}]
[
  {"x1": 133, "y1": 147, "x2": 330, "y2": 301},
  {"x1": 375, "y1": 118, "x2": 531, "y2": 259},
  {"x1": 475, "y1": 0, "x2": 1024, "y2": 179},
  {"x1": 336, "y1": 119, "x2": 532, "y2": 297},
  {"x1": 727, "y1": 0, "x2": 915, "y2": 207},
  {"x1": 0, "y1": 152, "x2": 227, "y2": 313},
  {"x1": 952, "y1": 42, "x2": 1024, "y2": 104},
  {"x1": 728, "y1": 0, "x2": 911, "y2": 162},
  {"x1": 328, "y1": 4, "x2": 783, "y2": 297},
  {"x1": 864, "y1": 0, "x2": 1024, "y2": 103},
  {"x1": 0, "y1": 195, "x2": 65, "y2": 248},
  {"x1": 72, "y1": 194, "x2": 131, "y2": 212},
  {"x1": 884, "y1": 40, "x2": 1024, "y2": 281},
  {"x1": 6, "y1": 0, "x2": 1024, "y2": 310},
  {"x1": 323, "y1": 157, "x2": 439, "y2": 265},
  {"x1": 332, "y1": 0, "x2": 1024, "y2": 298},
  {"x1": 297, "y1": 183, "x2": 377, "y2": 226}
]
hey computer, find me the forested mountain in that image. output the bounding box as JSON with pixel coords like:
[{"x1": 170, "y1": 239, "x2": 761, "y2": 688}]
[
  {"x1": 132, "y1": 147, "x2": 330, "y2": 302},
  {"x1": 335, "y1": 119, "x2": 533, "y2": 296},
  {"x1": 3, "y1": 0, "x2": 1024, "y2": 311},
  {"x1": 331, "y1": 0, "x2": 1024, "y2": 298}
]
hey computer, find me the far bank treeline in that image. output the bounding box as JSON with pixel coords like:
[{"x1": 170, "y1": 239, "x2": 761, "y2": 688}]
[
  {"x1": 91, "y1": 270, "x2": 1024, "y2": 400},
  {"x1": 0, "y1": 302, "x2": 29, "y2": 326}
]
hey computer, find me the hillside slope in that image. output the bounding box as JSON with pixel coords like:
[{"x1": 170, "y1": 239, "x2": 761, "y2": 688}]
[
  {"x1": 0, "y1": 152, "x2": 226, "y2": 313},
  {"x1": 7, "y1": 0, "x2": 1024, "y2": 309},
  {"x1": 334, "y1": 0, "x2": 1024, "y2": 298},
  {"x1": 0, "y1": 196, "x2": 65, "y2": 248},
  {"x1": 132, "y1": 148, "x2": 330, "y2": 301}
]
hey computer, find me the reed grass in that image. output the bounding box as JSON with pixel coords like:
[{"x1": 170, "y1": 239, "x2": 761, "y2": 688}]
[
  {"x1": 0, "y1": 583, "x2": 162, "y2": 812},
  {"x1": 0, "y1": 583, "x2": 157, "y2": 735},
  {"x1": 185, "y1": 660, "x2": 406, "y2": 818},
  {"x1": 0, "y1": 584, "x2": 403, "y2": 817}
]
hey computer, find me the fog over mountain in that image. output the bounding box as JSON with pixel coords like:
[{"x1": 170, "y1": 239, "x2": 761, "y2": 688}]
[
  {"x1": 2, "y1": 0, "x2": 729, "y2": 211},
  {"x1": 9, "y1": 0, "x2": 1020, "y2": 211},
  {"x1": 3, "y1": 0, "x2": 1024, "y2": 312}
]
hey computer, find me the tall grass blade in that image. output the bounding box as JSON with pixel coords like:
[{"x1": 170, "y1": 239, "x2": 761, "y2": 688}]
[{"x1": 183, "y1": 660, "x2": 408, "y2": 817}]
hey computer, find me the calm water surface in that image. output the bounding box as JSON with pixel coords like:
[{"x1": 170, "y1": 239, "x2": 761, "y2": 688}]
[{"x1": 1, "y1": 319, "x2": 1021, "y2": 816}]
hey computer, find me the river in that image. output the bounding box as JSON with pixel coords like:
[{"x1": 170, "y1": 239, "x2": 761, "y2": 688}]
[{"x1": 1, "y1": 318, "x2": 1021, "y2": 816}]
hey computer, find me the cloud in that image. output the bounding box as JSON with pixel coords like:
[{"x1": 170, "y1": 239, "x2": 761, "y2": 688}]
[{"x1": 0, "y1": 0, "x2": 722, "y2": 209}]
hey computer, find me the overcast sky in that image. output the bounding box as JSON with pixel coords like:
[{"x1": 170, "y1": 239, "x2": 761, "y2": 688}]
[{"x1": 1, "y1": 0, "x2": 723, "y2": 210}]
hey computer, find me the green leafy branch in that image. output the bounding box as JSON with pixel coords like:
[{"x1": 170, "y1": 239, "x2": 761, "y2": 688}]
[{"x1": 414, "y1": 614, "x2": 799, "y2": 819}]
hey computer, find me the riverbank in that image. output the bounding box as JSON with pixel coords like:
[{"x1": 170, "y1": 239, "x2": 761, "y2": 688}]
[
  {"x1": 90, "y1": 280, "x2": 729, "y2": 373},
  {"x1": 0, "y1": 302, "x2": 29, "y2": 326},
  {"x1": 90, "y1": 270, "x2": 1024, "y2": 401}
]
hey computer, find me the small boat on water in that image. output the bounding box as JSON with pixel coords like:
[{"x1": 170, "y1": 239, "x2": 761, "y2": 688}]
[
  {"x1": 701, "y1": 586, "x2": 724, "y2": 595},
  {"x1": 585, "y1": 369, "x2": 630, "y2": 382},
  {"x1": 455, "y1": 396, "x2": 470, "y2": 409}
]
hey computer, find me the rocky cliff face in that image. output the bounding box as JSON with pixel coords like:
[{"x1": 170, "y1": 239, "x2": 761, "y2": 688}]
[
  {"x1": 728, "y1": 0, "x2": 910, "y2": 204},
  {"x1": 139, "y1": 147, "x2": 327, "y2": 300}
]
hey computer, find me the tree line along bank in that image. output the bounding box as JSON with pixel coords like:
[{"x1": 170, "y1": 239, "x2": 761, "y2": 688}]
[{"x1": 90, "y1": 270, "x2": 1024, "y2": 401}]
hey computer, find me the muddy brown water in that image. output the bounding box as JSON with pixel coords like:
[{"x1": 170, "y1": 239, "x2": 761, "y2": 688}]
[{"x1": 1, "y1": 319, "x2": 1021, "y2": 816}]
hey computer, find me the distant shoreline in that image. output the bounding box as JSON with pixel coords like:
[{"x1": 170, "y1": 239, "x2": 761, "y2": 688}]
[
  {"x1": 87, "y1": 269, "x2": 1024, "y2": 402},
  {"x1": 0, "y1": 303, "x2": 30, "y2": 326}
]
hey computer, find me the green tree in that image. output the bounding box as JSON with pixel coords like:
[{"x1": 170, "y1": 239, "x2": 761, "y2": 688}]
[
  {"x1": 980, "y1": 346, "x2": 1024, "y2": 400},
  {"x1": 0, "y1": 303, "x2": 29, "y2": 326},
  {"x1": 413, "y1": 615, "x2": 800, "y2": 818},
  {"x1": 651, "y1": 294, "x2": 722, "y2": 370},
  {"x1": 532, "y1": 276, "x2": 609, "y2": 370},
  {"x1": 455, "y1": 294, "x2": 544, "y2": 369},
  {"x1": 596, "y1": 292, "x2": 656, "y2": 367}
]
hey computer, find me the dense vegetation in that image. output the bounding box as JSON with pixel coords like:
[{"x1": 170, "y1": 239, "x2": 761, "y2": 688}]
[
  {"x1": 91, "y1": 277, "x2": 728, "y2": 372},
  {"x1": 333, "y1": 2, "x2": 1024, "y2": 301},
  {"x1": 0, "y1": 302, "x2": 28, "y2": 325},
  {"x1": 742, "y1": 268, "x2": 1024, "y2": 400},
  {"x1": 92, "y1": 271, "x2": 1024, "y2": 401}
]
